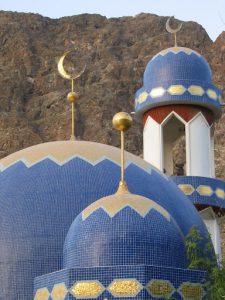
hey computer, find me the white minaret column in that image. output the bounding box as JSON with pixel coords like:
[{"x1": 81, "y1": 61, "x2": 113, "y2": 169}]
[
  {"x1": 186, "y1": 113, "x2": 213, "y2": 177},
  {"x1": 143, "y1": 117, "x2": 163, "y2": 171},
  {"x1": 143, "y1": 111, "x2": 214, "y2": 178}
]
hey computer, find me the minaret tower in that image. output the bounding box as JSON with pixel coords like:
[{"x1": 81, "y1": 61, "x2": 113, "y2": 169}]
[{"x1": 135, "y1": 18, "x2": 225, "y2": 258}]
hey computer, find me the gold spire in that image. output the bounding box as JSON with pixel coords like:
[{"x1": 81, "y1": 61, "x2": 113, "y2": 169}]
[
  {"x1": 166, "y1": 16, "x2": 183, "y2": 47},
  {"x1": 57, "y1": 50, "x2": 86, "y2": 140},
  {"x1": 112, "y1": 112, "x2": 132, "y2": 193}
]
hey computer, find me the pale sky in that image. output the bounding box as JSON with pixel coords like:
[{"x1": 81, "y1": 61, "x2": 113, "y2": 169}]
[{"x1": 0, "y1": 0, "x2": 224, "y2": 41}]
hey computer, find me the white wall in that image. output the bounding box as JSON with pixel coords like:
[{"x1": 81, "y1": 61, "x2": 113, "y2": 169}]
[
  {"x1": 210, "y1": 126, "x2": 215, "y2": 178},
  {"x1": 200, "y1": 208, "x2": 222, "y2": 260},
  {"x1": 164, "y1": 142, "x2": 173, "y2": 175}
]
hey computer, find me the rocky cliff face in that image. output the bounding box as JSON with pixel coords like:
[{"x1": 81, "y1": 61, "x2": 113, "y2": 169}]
[
  {"x1": 0, "y1": 12, "x2": 222, "y2": 159},
  {"x1": 0, "y1": 11, "x2": 224, "y2": 255}
]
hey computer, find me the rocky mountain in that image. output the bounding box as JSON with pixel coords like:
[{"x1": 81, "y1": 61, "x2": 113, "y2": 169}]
[{"x1": 0, "y1": 11, "x2": 224, "y2": 254}]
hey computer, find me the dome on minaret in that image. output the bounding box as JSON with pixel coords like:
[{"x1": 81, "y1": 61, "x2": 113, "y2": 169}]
[{"x1": 135, "y1": 46, "x2": 222, "y2": 118}]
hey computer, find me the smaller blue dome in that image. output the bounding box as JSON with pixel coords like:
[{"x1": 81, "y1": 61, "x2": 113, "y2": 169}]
[
  {"x1": 135, "y1": 47, "x2": 222, "y2": 118},
  {"x1": 63, "y1": 191, "x2": 187, "y2": 269}
]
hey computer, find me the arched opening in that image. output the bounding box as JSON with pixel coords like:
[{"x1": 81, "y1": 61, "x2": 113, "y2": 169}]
[{"x1": 162, "y1": 114, "x2": 186, "y2": 176}]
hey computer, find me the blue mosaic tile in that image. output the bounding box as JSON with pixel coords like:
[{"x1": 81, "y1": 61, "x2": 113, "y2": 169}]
[
  {"x1": 64, "y1": 208, "x2": 187, "y2": 269},
  {"x1": 0, "y1": 156, "x2": 207, "y2": 299},
  {"x1": 172, "y1": 176, "x2": 225, "y2": 209},
  {"x1": 34, "y1": 265, "x2": 206, "y2": 300},
  {"x1": 135, "y1": 48, "x2": 222, "y2": 118}
]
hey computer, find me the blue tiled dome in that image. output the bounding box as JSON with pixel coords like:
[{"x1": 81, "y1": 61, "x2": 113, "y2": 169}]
[
  {"x1": 135, "y1": 47, "x2": 222, "y2": 118},
  {"x1": 0, "y1": 141, "x2": 207, "y2": 299},
  {"x1": 63, "y1": 191, "x2": 187, "y2": 269}
]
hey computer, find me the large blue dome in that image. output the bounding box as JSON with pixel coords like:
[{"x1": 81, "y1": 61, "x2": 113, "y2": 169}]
[
  {"x1": 135, "y1": 47, "x2": 222, "y2": 118},
  {"x1": 63, "y1": 191, "x2": 187, "y2": 269},
  {"x1": 0, "y1": 141, "x2": 207, "y2": 299}
]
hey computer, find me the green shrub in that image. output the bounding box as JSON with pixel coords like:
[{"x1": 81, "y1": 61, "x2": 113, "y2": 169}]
[{"x1": 185, "y1": 226, "x2": 225, "y2": 300}]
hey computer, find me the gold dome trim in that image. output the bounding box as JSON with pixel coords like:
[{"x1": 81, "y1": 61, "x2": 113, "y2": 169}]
[
  {"x1": 152, "y1": 47, "x2": 201, "y2": 60},
  {"x1": 82, "y1": 191, "x2": 170, "y2": 220},
  {"x1": 0, "y1": 141, "x2": 152, "y2": 174}
]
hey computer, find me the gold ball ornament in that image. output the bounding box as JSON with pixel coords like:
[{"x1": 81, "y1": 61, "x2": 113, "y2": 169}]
[
  {"x1": 67, "y1": 91, "x2": 79, "y2": 103},
  {"x1": 112, "y1": 112, "x2": 133, "y2": 131}
]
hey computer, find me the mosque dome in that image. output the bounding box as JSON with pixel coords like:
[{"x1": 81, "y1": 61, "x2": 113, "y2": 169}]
[
  {"x1": 63, "y1": 189, "x2": 187, "y2": 269},
  {"x1": 0, "y1": 140, "x2": 207, "y2": 299},
  {"x1": 135, "y1": 47, "x2": 222, "y2": 118}
]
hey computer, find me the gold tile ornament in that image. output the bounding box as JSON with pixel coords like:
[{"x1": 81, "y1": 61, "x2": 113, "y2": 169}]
[
  {"x1": 188, "y1": 85, "x2": 205, "y2": 96},
  {"x1": 179, "y1": 282, "x2": 205, "y2": 299},
  {"x1": 138, "y1": 91, "x2": 149, "y2": 103},
  {"x1": 178, "y1": 184, "x2": 195, "y2": 195},
  {"x1": 167, "y1": 85, "x2": 186, "y2": 95},
  {"x1": 0, "y1": 141, "x2": 151, "y2": 175},
  {"x1": 207, "y1": 89, "x2": 217, "y2": 100},
  {"x1": 51, "y1": 283, "x2": 67, "y2": 300},
  {"x1": 82, "y1": 191, "x2": 170, "y2": 221},
  {"x1": 108, "y1": 279, "x2": 142, "y2": 297},
  {"x1": 215, "y1": 188, "x2": 225, "y2": 199},
  {"x1": 147, "y1": 280, "x2": 174, "y2": 298},
  {"x1": 196, "y1": 185, "x2": 213, "y2": 196},
  {"x1": 34, "y1": 288, "x2": 50, "y2": 300},
  {"x1": 152, "y1": 47, "x2": 201, "y2": 59},
  {"x1": 70, "y1": 281, "x2": 104, "y2": 298},
  {"x1": 149, "y1": 87, "x2": 165, "y2": 98}
]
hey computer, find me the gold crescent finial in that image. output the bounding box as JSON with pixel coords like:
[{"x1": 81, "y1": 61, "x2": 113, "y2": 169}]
[
  {"x1": 58, "y1": 50, "x2": 86, "y2": 81},
  {"x1": 166, "y1": 16, "x2": 183, "y2": 47},
  {"x1": 112, "y1": 112, "x2": 133, "y2": 193},
  {"x1": 57, "y1": 50, "x2": 86, "y2": 140}
]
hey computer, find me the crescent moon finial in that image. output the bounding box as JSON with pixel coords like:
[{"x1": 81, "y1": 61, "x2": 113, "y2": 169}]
[
  {"x1": 166, "y1": 16, "x2": 183, "y2": 47},
  {"x1": 57, "y1": 50, "x2": 86, "y2": 141}
]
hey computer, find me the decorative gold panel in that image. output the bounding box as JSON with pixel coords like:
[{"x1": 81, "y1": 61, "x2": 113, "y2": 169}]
[
  {"x1": 207, "y1": 89, "x2": 217, "y2": 100},
  {"x1": 51, "y1": 283, "x2": 67, "y2": 300},
  {"x1": 178, "y1": 184, "x2": 195, "y2": 195},
  {"x1": 147, "y1": 280, "x2": 174, "y2": 298},
  {"x1": 215, "y1": 188, "x2": 225, "y2": 199},
  {"x1": 108, "y1": 279, "x2": 142, "y2": 297},
  {"x1": 70, "y1": 281, "x2": 104, "y2": 298},
  {"x1": 139, "y1": 84, "x2": 219, "y2": 102},
  {"x1": 179, "y1": 282, "x2": 205, "y2": 299},
  {"x1": 149, "y1": 87, "x2": 165, "y2": 98},
  {"x1": 138, "y1": 92, "x2": 149, "y2": 103},
  {"x1": 167, "y1": 85, "x2": 186, "y2": 95},
  {"x1": 188, "y1": 85, "x2": 205, "y2": 96},
  {"x1": 196, "y1": 185, "x2": 213, "y2": 196},
  {"x1": 34, "y1": 288, "x2": 50, "y2": 300}
]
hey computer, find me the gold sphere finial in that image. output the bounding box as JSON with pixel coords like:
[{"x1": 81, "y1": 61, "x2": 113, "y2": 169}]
[
  {"x1": 112, "y1": 112, "x2": 132, "y2": 132},
  {"x1": 67, "y1": 91, "x2": 79, "y2": 104}
]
